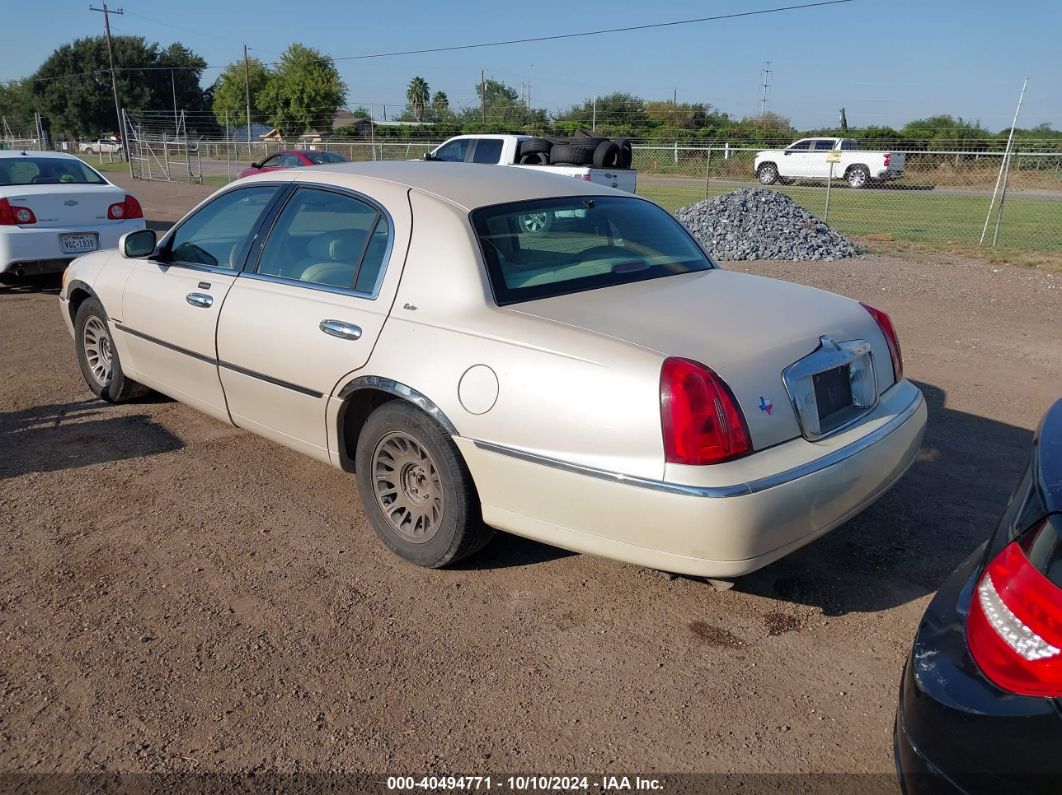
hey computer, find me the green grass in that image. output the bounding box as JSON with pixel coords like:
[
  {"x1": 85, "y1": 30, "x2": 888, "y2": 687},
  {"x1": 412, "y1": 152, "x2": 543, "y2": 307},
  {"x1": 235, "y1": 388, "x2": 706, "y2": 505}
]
[{"x1": 639, "y1": 182, "x2": 1062, "y2": 253}]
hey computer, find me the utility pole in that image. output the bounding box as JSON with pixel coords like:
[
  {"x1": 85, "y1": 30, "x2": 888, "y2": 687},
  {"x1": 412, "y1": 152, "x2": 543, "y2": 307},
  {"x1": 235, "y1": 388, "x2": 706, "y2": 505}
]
[
  {"x1": 89, "y1": 3, "x2": 125, "y2": 159},
  {"x1": 592, "y1": 93, "x2": 597, "y2": 132},
  {"x1": 243, "y1": 43, "x2": 252, "y2": 150},
  {"x1": 759, "y1": 61, "x2": 772, "y2": 127},
  {"x1": 673, "y1": 87, "x2": 677, "y2": 126},
  {"x1": 480, "y1": 69, "x2": 486, "y2": 124}
]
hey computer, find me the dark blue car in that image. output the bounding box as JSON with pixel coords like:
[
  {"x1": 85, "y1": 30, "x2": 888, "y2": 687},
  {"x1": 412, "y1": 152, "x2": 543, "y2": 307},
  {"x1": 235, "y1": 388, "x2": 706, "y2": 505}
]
[{"x1": 895, "y1": 398, "x2": 1062, "y2": 793}]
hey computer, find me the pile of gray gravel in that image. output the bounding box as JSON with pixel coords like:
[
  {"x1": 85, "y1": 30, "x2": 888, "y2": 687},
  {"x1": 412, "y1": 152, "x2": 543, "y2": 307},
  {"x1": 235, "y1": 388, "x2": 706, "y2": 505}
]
[{"x1": 676, "y1": 188, "x2": 863, "y2": 261}]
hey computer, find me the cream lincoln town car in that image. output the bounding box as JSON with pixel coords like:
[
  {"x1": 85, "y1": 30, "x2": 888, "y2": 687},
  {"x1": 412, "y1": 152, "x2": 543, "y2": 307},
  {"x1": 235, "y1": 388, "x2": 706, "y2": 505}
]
[{"x1": 59, "y1": 161, "x2": 927, "y2": 580}]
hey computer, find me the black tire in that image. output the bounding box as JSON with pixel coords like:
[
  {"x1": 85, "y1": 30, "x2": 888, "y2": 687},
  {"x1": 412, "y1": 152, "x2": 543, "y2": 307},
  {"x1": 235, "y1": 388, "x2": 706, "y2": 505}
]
[
  {"x1": 74, "y1": 297, "x2": 148, "y2": 403},
  {"x1": 592, "y1": 141, "x2": 621, "y2": 169},
  {"x1": 846, "y1": 165, "x2": 870, "y2": 189},
  {"x1": 757, "y1": 162, "x2": 779, "y2": 185},
  {"x1": 550, "y1": 142, "x2": 595, "y2": 166},
  {"x1": 613, "y1": 138, "x2": 633, "y2": 169},
  {"x1": 519, "y1": 137, "x2": 552, "y2": 156},
  {"x1": 355, "y1": 401, "x2": 493, "y2": 568},
  {"x1": 572, "y1": 133, "x2": 608, "y2": 149},
  {"x1": 518, "y1": 151, "x2": 550, "y2": 165}
]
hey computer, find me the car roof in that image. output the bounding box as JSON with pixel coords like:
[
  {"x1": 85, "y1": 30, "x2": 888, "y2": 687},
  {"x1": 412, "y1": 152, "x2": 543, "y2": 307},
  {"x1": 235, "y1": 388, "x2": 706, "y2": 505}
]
[
  {"x1": 0, "y1": 150, "x2": 82, "y2": 160},
  {"x1": 262, "y1": 160, "x2": 629, "y2": 210}
]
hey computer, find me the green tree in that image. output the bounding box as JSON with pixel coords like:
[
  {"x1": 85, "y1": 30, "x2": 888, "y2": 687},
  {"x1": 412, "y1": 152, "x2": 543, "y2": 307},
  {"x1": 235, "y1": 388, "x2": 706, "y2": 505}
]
[
  {"x1": 259, "y1": 44, "x2": 346, "y2": 139},
  {"x1": 211, "y1": 56, "x2": 271, "y2": 131},
  {"x1": 406, "y1": 76, "x2": 430, "y2": 122},
  {"x1": 0, "y1": 79, "x2": 35, "y2": 134},
  {"x1": 555, "y1": 92, "x2": 646, "y2": 135},
  {"x1": 30, "y1": 35, "x2": 207, "y2": 140}
]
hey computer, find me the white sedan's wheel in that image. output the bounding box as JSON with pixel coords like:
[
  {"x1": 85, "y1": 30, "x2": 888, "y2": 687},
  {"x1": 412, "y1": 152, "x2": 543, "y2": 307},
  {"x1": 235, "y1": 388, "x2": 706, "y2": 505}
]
[
  {"x1": 371, "y1": 431, "x2": 445, "y2": 544},
  {"x1": 74, "y1": 297, "x2": 148, "y2": 403},
  {"x1": 355, "y1": 401, "x2": 493, "y2": 567},
  {"x1": 82, "y1": 316, "x2": 113, "y2": 386}
]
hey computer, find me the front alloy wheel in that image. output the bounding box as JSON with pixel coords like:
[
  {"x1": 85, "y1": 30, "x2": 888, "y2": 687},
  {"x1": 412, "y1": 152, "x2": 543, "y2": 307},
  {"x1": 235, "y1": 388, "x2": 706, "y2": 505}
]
[{"x1": 82, "y1": 315, "x2": 114, "y2": 387}]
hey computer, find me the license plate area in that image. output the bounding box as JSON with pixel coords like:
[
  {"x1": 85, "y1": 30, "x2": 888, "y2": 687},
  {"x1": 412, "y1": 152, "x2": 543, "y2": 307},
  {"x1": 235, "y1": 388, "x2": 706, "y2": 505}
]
[
  {"x1": 59, "y1": 233, "x2": 98, "y2": 254},
  {"x1": 783, "y1": 337, "x2": 878, "y2": 440}
]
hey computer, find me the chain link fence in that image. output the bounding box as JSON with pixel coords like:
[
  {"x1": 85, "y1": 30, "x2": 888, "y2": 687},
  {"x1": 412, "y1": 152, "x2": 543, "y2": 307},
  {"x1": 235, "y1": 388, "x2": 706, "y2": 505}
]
[{"x1": 67, "y1": 123, "x2": 1062, "y2": 258}]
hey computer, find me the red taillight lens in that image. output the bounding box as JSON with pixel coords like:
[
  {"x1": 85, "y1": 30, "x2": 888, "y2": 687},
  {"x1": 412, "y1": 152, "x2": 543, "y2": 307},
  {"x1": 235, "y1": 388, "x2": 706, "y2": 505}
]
[
  {"x1": 660, "y1": 357, "x2": 751, "y2": 465},
  {"x1": 966, "y1": 533, "x2": 1062, "y2": 697},
  {"x1": 861, "y1": 303, "x2": 903, "y2": 383},
  {"x1": 883, "y1": 152, "x2": 891, "y2": 167},
  {"x1": 108, "y1": 195, "x2": 143, "y2": 221},
  {"x1": 123, "y1": 194, "x2": 144, "y2": 219},
  {"x1": 0, "y1": 198, "x2": 36, "y2": 225}
]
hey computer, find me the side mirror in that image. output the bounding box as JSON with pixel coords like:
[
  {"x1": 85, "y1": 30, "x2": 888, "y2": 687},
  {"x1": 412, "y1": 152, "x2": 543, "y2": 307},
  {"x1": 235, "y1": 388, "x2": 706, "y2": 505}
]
[
  {"x1": 120, "y1": 228, "x2": 157, "y2": 259},
  {"x1": 783, "y1": 150, "x2": 791, "y2": 155},
  {"x1": 250, "y1": 161, "x2": 261, "y2": 169}
]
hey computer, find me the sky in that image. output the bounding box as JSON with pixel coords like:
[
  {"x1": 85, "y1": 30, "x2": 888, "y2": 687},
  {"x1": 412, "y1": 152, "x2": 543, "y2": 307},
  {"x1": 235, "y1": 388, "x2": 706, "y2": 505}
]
[{"x1": 3, "y1": 0, "x2": 1060, "y2": 131}]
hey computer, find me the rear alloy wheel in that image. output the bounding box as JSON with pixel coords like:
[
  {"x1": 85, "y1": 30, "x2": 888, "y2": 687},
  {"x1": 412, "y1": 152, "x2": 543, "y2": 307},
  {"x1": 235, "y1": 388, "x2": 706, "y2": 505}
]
[
  {"x1": 847, "y1": 165, "x2": 870, "y2": 189},
  {"x1": 757, "y1": 163, "x2": 779, "y2": 185},
  {"x1": 355, "y1": 401, "x2": 493, "y2": 567},
  {"x1": 74, "y1": 297, "x2": 148, "y2": 403},
  {"x1": 518, "y1": 211, "x2": 553, "y2": 234}
]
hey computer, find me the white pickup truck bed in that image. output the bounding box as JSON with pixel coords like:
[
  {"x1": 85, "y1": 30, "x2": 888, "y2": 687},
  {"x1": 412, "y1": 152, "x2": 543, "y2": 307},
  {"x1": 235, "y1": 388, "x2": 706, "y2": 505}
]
[{"x1": 428, "y1": 134, "x2": 637, "y2": 193}]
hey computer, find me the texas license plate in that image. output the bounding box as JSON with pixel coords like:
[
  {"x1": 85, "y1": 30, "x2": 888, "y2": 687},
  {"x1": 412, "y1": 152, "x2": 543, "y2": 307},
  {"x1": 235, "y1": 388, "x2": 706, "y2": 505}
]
[{"x1": 60, "y1": 233, "x2": 98, "y2": 254}]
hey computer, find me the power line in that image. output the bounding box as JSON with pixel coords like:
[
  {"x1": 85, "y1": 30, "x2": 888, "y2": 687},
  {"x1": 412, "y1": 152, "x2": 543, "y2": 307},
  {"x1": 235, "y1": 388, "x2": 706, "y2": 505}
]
[{"x1": 326, "y1": 1, "x2": 854, "y2": 61}]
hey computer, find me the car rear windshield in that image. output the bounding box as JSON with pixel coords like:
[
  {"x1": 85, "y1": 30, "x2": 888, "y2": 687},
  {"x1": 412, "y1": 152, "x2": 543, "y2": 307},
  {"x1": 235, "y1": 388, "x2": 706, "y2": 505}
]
[
  {"x1": 0, "y1": 157, "x2": 107, "y2": 186},
  {"x1": 471, "y1": 196, "x2": 713, "y2": 305},
  {"x1": 306, "y1": 151, "x2": 346, "y2": 164}
]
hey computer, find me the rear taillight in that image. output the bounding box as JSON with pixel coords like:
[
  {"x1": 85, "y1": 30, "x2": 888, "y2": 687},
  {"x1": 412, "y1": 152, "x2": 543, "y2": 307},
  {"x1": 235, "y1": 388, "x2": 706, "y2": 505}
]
[
  {"x1": 660, "y1": 357, "x2": 751, "y2": 465},
  {"x1": 0, "y1": 197, "x2": 36, "y2": 225},
  {"x1": 883, "y1": 152, "x2": 891, "y2": 167},
  {"x1": 967, "y1": 527, "x2": 1062, "y2": 697},
  {"x1": 582, "y1": 174, "x2": 592, "y2": 182},
  {"x1": 108, "y1": 195, "x2": 143, "y2": 221},
  {"x1": 861, "y1": 303, "x2": 903, "y2": 383}
]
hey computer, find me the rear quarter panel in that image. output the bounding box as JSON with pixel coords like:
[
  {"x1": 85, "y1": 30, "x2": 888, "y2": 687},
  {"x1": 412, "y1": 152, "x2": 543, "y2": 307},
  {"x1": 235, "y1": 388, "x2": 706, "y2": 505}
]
[{"x1": 336, "y1": 190, "x2": 668, "y2": 480}]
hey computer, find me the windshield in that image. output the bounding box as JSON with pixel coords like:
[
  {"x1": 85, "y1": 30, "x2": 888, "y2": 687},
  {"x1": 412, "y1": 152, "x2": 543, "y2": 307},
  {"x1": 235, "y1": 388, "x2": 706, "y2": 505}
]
[
  {"x1": 471, "y1": 196, "x2": 713, "y2": 305},
  {"x1": 306, "y1": 151, "x2": 346, "y2": 164},
  {"x1": 0, "y1": 157, "x2": 107, "y2": 186}
]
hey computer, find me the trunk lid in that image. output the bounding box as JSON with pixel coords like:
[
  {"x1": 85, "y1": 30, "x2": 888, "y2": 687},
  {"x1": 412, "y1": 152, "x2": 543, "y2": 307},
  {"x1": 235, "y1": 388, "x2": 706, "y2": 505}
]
[
  {"x1": 508, "y1": 269, "x2": 890, "y2": 449},
  {"x1": 4, "y1": 183, "x2": 126, "y2": 228}
]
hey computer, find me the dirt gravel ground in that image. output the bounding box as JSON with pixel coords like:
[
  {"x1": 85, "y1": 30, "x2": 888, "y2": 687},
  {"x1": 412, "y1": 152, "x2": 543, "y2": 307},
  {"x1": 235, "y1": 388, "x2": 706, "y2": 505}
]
[{"x1": 1, "y1": 177, "x2": 1060, "y2": 788}]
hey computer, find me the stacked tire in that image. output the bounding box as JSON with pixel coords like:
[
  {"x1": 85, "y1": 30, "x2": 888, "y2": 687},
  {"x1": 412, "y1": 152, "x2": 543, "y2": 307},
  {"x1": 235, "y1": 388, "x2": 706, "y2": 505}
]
[{"x1": 516, "y1": 133, "x2": 633, "y2": 169}]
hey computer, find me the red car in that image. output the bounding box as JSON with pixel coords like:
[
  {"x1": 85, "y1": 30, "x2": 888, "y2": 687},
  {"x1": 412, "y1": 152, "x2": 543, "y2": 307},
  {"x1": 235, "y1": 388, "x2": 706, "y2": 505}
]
[{"x1": 238, "y1": 149, "x2": 347, "y2": 179}]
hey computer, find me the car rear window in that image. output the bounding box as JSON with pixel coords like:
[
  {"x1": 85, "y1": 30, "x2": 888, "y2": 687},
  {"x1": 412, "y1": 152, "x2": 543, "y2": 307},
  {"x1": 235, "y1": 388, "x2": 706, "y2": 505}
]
[
  {"x1": 0, "y1": 157, "x2": 106, "y2": 186},
  {"x1": 306, "y1": 151, "x2": 346, "y2": 164},
  {"x1": 471, "y1": 196, "x2": 713, "y2": 305}
]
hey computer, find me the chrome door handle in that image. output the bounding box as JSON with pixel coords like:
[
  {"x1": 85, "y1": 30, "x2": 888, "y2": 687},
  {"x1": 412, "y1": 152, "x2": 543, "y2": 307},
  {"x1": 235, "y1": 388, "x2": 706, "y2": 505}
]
[
  {"x1": 319, "y1": 319, "x2": 362, "y2": 340},
  {"x1": 186, "y1": 292, "x2": 213, "y2": 308}
]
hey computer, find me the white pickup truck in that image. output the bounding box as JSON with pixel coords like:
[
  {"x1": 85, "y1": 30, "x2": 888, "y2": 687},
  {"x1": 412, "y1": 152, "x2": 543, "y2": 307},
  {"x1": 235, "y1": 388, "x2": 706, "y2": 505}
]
[
  {"x1": 427, "y1": 134, "x2": 637, "y2": 193},
  {"x1": 754, "y1": 137, "x2": 904, "y2": 188},
  {"x1": 78, "y1": 139, "x2": 123, "y2": 155}
]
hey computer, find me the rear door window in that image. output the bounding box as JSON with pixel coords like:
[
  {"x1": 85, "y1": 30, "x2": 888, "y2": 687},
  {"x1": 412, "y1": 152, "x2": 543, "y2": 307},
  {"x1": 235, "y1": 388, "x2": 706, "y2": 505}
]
[{"x1": 471, "y1": 139, "x2": 504, "y2": 164}]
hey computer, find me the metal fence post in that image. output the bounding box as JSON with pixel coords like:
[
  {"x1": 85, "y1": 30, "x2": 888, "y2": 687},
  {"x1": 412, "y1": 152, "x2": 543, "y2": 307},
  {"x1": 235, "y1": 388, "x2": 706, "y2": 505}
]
[{"x1": 704, "y1": 148, "x2": 712, "y2": 201}]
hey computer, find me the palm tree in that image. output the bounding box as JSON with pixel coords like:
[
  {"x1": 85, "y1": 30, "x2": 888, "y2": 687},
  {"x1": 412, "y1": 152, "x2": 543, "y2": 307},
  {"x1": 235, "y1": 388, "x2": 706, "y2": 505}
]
[{"x1": 407, "y1": 76, "x2": 430, "y2": 122}]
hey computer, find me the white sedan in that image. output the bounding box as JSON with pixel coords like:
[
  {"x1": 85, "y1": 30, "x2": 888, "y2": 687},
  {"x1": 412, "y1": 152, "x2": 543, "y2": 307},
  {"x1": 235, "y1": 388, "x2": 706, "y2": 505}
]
[
  {"x1": 0, "y1": 150, "x2": 145, "y2": 284},
  {"x1": 58, "y1": 161, "x2": 926, "y2": 581}
]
